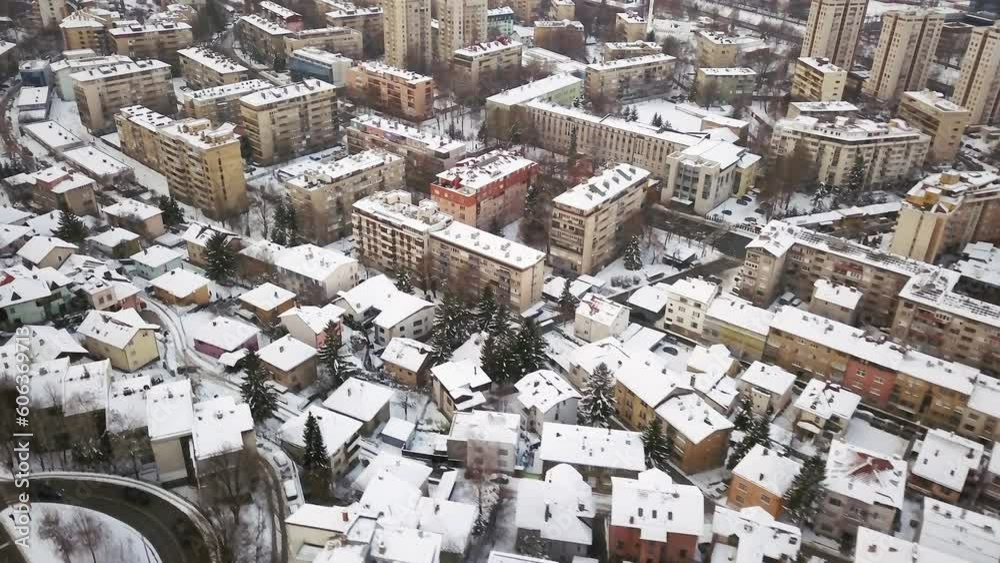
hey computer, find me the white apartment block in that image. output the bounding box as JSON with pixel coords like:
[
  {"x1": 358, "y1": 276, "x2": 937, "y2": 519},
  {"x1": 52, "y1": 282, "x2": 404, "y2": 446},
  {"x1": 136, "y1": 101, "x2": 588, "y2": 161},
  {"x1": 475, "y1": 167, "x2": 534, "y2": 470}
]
[
  {"x1": 951, "y1": 22, "x2": 1000, "y2": 125},
  {"x1": 863, "y1": 10, "x2": 944, "y2": 102},
  {"x1": 274, "y1": 244, "x2": 362, "y2": 305},
  {"x1": 49, "y1": 54, "x2": 133, "y2": 101},
  {"x1": 663, "y1": 139, "x2": 761, "y2": 216},
  {"x1": 574, "y1": 293, "x2": 629, "y2": 342},
  {"x1": 801, "y1": 0, "x2": 868, "y2": 69},
  {"x1": 663, "y1": 277, "x2": 721, "y2": 338}
]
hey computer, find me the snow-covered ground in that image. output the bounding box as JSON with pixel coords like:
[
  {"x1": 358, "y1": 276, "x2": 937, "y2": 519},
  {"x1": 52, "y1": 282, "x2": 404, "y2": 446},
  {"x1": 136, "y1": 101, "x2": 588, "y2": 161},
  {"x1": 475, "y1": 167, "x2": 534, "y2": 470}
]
[{"x1": 593, "y1": 227, "x2": 721, "y2": 294}]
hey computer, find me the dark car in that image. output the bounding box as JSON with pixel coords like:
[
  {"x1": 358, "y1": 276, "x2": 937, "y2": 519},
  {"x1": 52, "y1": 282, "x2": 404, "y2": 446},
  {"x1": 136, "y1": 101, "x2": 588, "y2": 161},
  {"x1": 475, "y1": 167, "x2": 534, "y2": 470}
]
[
  {"x1": 123, "y1": 487, "x2": 151, "y2": 505},
  {"x1": 32, "y1": 482, "x2": 63, "y2": 501},
  {"x1": 662, "y1": 346, "x2": 679, "y2": 356}
]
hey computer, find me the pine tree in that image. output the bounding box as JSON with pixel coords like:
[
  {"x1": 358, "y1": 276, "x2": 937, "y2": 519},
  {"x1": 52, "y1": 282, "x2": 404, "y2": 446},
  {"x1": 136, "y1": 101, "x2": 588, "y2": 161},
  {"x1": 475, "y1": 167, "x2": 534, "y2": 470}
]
[
  {"x1": 301, "y1": 411, "x2": 331, "y2": 502},
  {"x1": 733, "y1": 395, "x2": 754, "y2": 432},
  {"x1": 641, "y1": 418, "x2": 671, "y2": 470},
  {"x1": 318, "y1": 322, "x2": 356, "y2": 389},
  {"x1": 54, "y1": 211, "x2": 88, "y2": 244},
  {"x1": 579, "y1": 363, "x2": 616, "y2": 428},
  {"x1": 239, "y1": 350, "x2": 278, "y2": 422},
  {"x1": 204, "y1": 231, "x2": 237, "y2": 283},
  {"x1": 394, "y1": 271, "x2": 414, "y2": 294},
  {"x1": 158, "y1": 196, "x2": 185, "y2": 227},
  {"x1": 476, "y1": 286, "x2": 500, "y2": 332},
  {"x1": 272, "y1": 197, "x2": 299, "y2": 246},
  {"x1": 783, "y1": 453, "x2": 826, "y2": 524},
  {"x1": 727, "y1": 414, "x2": 771, "y2": 469},
  {"x1": 651, "y1": 113, "x2": 664, "y2": 127},
  {"x1": 512, "y1": 318, "x2": 547, "y2": 376},
  {"x1": 430, "y1": 289, "x2": 473, "y2": 362},
  {"x1": 568, "y1": 126, "x2": 579, "y2": 166},
  {"x1": 623, "y1": 235, "x2": 642, "y2": 270},
  {"x1": 846, "y1": 155, "x2": 866, "y2": 193},
  {"x1": 558, "y1": 278, "x2": 579, "y2": 318},
  {"x1": 519, "y1": 183, "x2": 548, "y2": 245},
  {"x1": 480, "y1": 306, "x2": 517, "y2": 382}
]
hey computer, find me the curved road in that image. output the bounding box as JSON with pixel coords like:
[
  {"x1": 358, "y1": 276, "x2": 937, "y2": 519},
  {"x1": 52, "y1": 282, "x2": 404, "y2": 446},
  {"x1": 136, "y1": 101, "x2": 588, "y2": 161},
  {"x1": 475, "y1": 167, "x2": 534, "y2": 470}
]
[{"x1": 0, "y1": 475, "x2": 216, "y2": 563}]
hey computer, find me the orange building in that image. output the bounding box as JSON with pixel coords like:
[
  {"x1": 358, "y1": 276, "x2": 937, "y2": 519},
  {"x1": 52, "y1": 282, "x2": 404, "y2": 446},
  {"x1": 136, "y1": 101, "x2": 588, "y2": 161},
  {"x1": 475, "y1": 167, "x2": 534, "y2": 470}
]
[{"x1": 431, "y1": 149, "x2": 537, "y2": 230}]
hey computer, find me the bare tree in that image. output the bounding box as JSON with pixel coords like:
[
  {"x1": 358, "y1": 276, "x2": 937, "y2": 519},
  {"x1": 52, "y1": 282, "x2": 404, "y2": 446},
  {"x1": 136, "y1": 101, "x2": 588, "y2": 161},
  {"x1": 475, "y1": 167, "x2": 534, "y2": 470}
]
[
  {"x1": 199, "y1": 450, "x2": 265, "y2": 563},
  {"x1": 38, "y1": 511, "x2": 77, "y2": 563},
  {"x1": 73, "y1": 510, "x2": 107, "y2": 563}
]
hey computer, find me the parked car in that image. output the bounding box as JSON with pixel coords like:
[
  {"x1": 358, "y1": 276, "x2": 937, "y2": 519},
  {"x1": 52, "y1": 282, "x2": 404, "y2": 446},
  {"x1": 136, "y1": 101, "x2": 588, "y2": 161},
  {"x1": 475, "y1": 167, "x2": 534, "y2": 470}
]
[
  {"x1": 283, "y1": 480, "x2": 298, "y2": 501},
  {"x1": 273, "y1": 451, "x2": 291, "y2": 476}
]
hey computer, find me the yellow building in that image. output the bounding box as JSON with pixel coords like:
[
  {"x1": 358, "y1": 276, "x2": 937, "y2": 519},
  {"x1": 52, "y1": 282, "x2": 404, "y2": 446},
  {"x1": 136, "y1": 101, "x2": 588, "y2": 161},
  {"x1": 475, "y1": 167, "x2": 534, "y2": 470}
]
[
  {"x1": 951, "y1": 22, "x2": 1000, "y2": 125},
  {"x1": 801, "y1": 0, "x2": 868, "y2": 69},
  {"x1": 791, "y1": 56, "x2": 847, "y2": 102},
  {"x1": 694, "y1": 67, "x2": 756, "y2": 106},
  {"x1": 603, "y1": 40, "x2": 661, "y2": 61},
  {"x1": 695, "y1": 30, "x2": 765, "y2": 68},
  {"x1": 77, "y1": 309, "x2": 160, "y2": 372},
  {"x1": 585, "y1": 54, "x2": 675, "y2": 102},
  {"x1": 897, "y1": 90, "x2": 971, "y2": 163},
  {"x1": 437, "y1": 0, "x2": 488, "y2": 62},
  {"x1": 71, "y1": 59, "x2": 174, "y2": 132},
  {"x1": 451, "y1": 39, "x2": 523, "y2": 96},
  {"x1": 346, "y1": 62, "x2": 434, "y2": 122},
  {"x1": 236, "y1": 14, "x2": 293, "y2": 66},
  {"x1": 615, "y1": 11, "x2": 646, "y2": 42},
  {"x1": 239, "y1": 79, "x2": 338, "y2": 165},
  {"x1": 663, "y1": 139, "x2": 760, "y2": 216},
  {"x1": 60, "y1": 16, "x2": 108, "y2": 52},
  {"x1": 322, "y1": 0, "x2": 384, "y2": 51},
  {"x1": 108, "y1": 22, "x2": 194, "y2": 66},
  {"x1": 178, "y1": 79, "x2": 273, "y2": 125},
  {"x1": 384, "y1": 0, "x2": 433, "y2": 72}
]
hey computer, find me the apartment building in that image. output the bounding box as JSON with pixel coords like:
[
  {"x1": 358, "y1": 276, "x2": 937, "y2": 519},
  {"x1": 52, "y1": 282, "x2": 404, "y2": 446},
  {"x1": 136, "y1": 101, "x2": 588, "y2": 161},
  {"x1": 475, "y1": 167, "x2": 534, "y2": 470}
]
[
  {"x1": 584, "y1": 54, "x2": 675, "y2": 102},
  {"x1": 603, "y1": 40, "x2": 661, "y2": 60},
  {"x1": 694, "y1": 67, "x2": 755, "y2": 105},
  {"x1": 950, "y1": 22, "x2": 1000, "y2": 125},
  {"x1": 897, "y1": 90, "x2": 971, "y2": 163},
  {"x1": 863, "y1": 10, "x2": 945, "y2": 102},
  {"x1": 662, "y1": 139, "x2": 760, "y2": 216},
  {"x1": 178, "y1": 47, "x2": 249, "y2": 90},
  {"x1": 115, "y1": 105, "x2": 176, "y2": 169},
  {"x1": 615, "y1": 11, "x2": 646, "y2": 42},
  {"x1": 60, "y1": 13, "x2": 113, "y2": 52},
  {"x1": 891, "y1": 171, "x2": 1000, "y2": 263},
  {"x1": 284, "y1": 26, "x2": 364, "y2": 59},
  {"x1": 487, "y1": 6, "x2": 516, "y2": 35},
  {"x1": 258, "y1": 0, "x2": 304, "y2": 30},
  {"x1": 548, "y1": 164, "x2": 653, "y2": 274},
  {"x1": 384, "y1": 0, "x2": 432, "y2": 73},
  {"x1": 451, "y1": 39, "x2": 523, "y2": 96},
  {"x1": 801, "y1": 0, "x2": 868, "y2": 69},
  {"x1": 662, "y1": 277, "x2": 720, "y2": 338},
  {"x1": 791, "y1": 57, "x2": 847, "y2": 102},
  {"x1": 108, "y1": 22, "x2": 194, "y2": 66},
  {"x1": 728, "y1": 445, "x2": 801, "y2": 518},
  {"x1": 695, "y1": 31, "x2": 765, "y2": 68},
  {"x1": 608, "y1": 469, "x2": 704, "y2": 563},
  {"x1": 29, "y1": 166, "x2": 99, "y2": 217},
  {"x1": 285, "y1": 150, "x2": 405, "y2": 244},
  {"x1": 178, "y1": 79, "x2": 272, "y2": 124},
  {"x1": 429, "y1": 221, "x2": 545, "y2": 311},
  {"x1": 346, "y1": 62, "x2": 434, "y2": 122},
  {"x1": 703, "y1": 296, "x2": 774, "y2": 362},
  {"x1": 431, "y1": 150, "x2": 537, "y2": 229},
  {"x1": 787, "y1": 100, "x2": 859, "y2": 119},
  {"x1": 533, "y1": 20, "x2": 585, "y2": 56},
  {"x1": 519, "y1": 100, "x2": 703, "y2": 178},
  {"x1": 288, "y1": 48, "x2": 351, "y2": 86},
  {"x1": 741, "y1": 220, "x2": 928, "y2": 327},
  {"x1": 550, "y1": 0, "x2": 575, "y2": 20},
  {"x1": 769, "y1": 116, "x2": 930, "y2": 189},
  {"x1": 345, "y1": 114, "x2": 467, "y2": 188},
  {"x1": 437, "y1": 0, "x2": 488, "y2": 61},
  {"x1": 39, "y1": 0, "x2": 70, "y2": 28},
  {"x1": 815, "y1": 441, "x2": 906, "y2": 542},
  {"x1": 239, "y1": 79, "x2": 338, "y2": 165},
  {"x1": 49, "y1": 54, "x2": 133, "y2": 101},
  {"x1": 323, "y1": 1, "x2": 384, "y2": 51},
  {"x1": 484, "y1": 73, "x2": 582, "y2": 135},
  {"x1": 235, "y1": 14, "x2": 293, "y2": 66},
  {"x1": 71, "y1": 60, "x2": 174, "y2": 132},
  {"x1": 352, "y1": 190, "x2": 452, "y2": 283}
]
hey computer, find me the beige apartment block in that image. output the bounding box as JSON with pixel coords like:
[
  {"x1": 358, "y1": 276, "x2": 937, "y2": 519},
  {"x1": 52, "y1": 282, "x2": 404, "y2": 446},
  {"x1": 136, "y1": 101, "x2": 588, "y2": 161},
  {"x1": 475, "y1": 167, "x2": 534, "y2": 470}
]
[
  {"x1": 178, "y1": 47, "x2": 250, "y2": 90},
  {"x1": 801, "y1": 0, "x2": 868, "y2": 69},
  {"x1": 533, "y1": 20, "x2": 585, "y2": 56},
  {"x1": 549, "y1": 164, "x2": 653, "y2": 274},
  {"x1": 284, "y1": 27, "x2": 364, "y2": 60},
  {"x1": 108, "y1": 22, "x2": 194, "y2": 66},
  {"x1": 890, "y1": 171, "x2": 1000, "y2": 263},
  {"x1": 345, "y1": 113, "x2": 468, "y2": 186},
  {"x1": 384, "y1": 0, "x2": 433, "y2": 73},
  {"x1": 60, "y1": 15, "x2": 110, "y2": 52},
  {"x1": 239, "y1": 79, "x2": 338, "y2": 165},
  {"x1": 352, "y1": 190, "x2": 453, "y2": 282},
  {"x1": 179, "y1": 80, "x2": 273, "y2": 125},
  {"x1": 585, "y1": 53, "x2": 675, "y2": 102},
  {"x1": 491, "y1": 0, "x2": 540, "y2": 23},
  {"x1": 71, "y1": 60, "x2": 174, "y2": 132},
  {"x1": 695, "y1": 31, "x2": 765, "y2": 68},
  {"x1": 787, "y1": 100, "x2": 860, "y2": 119},
  {"x1": 615, "y1": 11, "x2": 646, "y2": 42},
  {"x1": 791, "y1": 57, "x2": 847, "y2": 102},
  {"x1": 663, "y1": 139, "x2": 761, "y2": 215},
  {"x1": 115, "y1": 105, "x2": 176, "y2": 170},
  {"x1": 429, "y1": 221, "x2": 545, "y2": 311},
  {"x1": 285, "y1": 150, "x2": 405, "y2": 244},
  {"x1": 550, "y1": 0, "x2": 575, "y2": 20},
  {"x1": 438, "y1": 0, "x2": 488, "y2": 61},
  {"x1": 603, "y1": 40, "x2": 661, "y2": 61},
  {"x1": 451, "y1": 39, "x2": 523, "y2": 96},
  {"x1": 770, "y1": 116, "x2": 930, "y2": 188},
  {"x1": 951, "y1": 22, "x2": 1000, "y2": 125},
  {"x1": 694, "y1": 67, "x2": 756, "y2": 105},
  {"x1": 897, "y1": 90, "x2": 970, "y2": 163},
  {"x1": 346, "y1": 62, "x2": 434, "y2": 122},
  {"x1": 323, "y1": 1, "x2": 384, "y2": 50},
  {"x1": 236, "y1": 14, "x2": 293, "y2": 66},
  {"x1": 40, "y1": 0, "x2": 70, "y2": 28},
  {"x1": 863, "y1": 10, "x2": 944, "y2": 102}
]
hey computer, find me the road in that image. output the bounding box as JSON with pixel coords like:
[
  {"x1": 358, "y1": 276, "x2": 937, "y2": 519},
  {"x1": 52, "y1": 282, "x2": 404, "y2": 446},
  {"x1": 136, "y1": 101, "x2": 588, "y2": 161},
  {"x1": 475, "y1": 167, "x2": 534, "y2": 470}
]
[
  {"x1": 0, "y1": 523, "x2": 27, "y2": 563},
  {"x1": 0, "y1": 477, "x2": 215, "y2": 563},
  {"x1": 650, "y1": 206, "x2": 752, "y2": 260}
]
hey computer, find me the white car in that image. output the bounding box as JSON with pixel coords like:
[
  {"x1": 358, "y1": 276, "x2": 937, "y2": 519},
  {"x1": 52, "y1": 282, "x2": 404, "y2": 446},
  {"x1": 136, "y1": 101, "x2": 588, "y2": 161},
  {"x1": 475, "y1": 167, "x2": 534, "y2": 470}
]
[
  {"x1": 283, "y1": 479, "x2": 298, "y2": 501},
  {"x1": 273, "y1": 451, "x2": 290, "y2": 475}
]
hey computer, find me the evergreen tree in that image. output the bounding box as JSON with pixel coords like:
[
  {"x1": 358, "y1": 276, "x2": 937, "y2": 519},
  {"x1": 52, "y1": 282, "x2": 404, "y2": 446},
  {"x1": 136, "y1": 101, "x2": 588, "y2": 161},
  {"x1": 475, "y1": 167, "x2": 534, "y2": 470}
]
[
  {"x1": 301, "y1": 412, "x2": 332, "y2": 502},
  {"x1": 568, "y1": 126, "x2": 579, "y2": 166},
  {"x1": 318, "y1": 322, "x2": 356, "y2": 389},
  {"x1": 732, "y1": 395, "x2": 754, "y2": 432},
  {"x1": 512, "y1": 318, "x2": 547, "y2": 376},
  {"x1": 158, "y1": 196, "x2": 185, "y2": 227},
  {"x1": 519, "y1": 183, "x2": 548, "y2": 245},
  {"x1": 623, "y1": 235, "x2": 642, "y2": 270},
  {"x1": 641, "y1": 418, "x2": 671, "y2": 470},
  {"x1": 476, "y1": 286, "x2": 500, "y2": 332},
  {"x1": 846, "y1": 155, "x2": 866, "y2": 194},
  {"x1": 727, "y1": 415, "x2": 771, "y2": 469},
  {"x1": 651, "y1": 113, "x2": 664, "y2": 127},
  {"x1": 783, "y1": 453, "x2": 826, "y2": 524},
  {"x1": 54, "y1": 211, "x2": 88, "y2": 244},
  {"x1": 394, "y1": 270, "x2": 414, "y2": 294},
  {"x1": 239, "y1": 351, "x2": 278, "y2": 422},
  {"x1": 558, "y1": 278, "x2": 579, "y2": 318},
  {"x1": 430, "y1": 289, "x2": 473, "y2": 362},
  {"x1": 480, "y1": 306, "x2": 517, "y2": 382},
  {"x1": 272, "y1": 197, "x2": 299, "y2": 246},
  {"x1": 579, "y1": 363, "x2": 616, "y2": 428},
  {"x1": 204, "y1": 230, "x2": 237, "y2": 283}
]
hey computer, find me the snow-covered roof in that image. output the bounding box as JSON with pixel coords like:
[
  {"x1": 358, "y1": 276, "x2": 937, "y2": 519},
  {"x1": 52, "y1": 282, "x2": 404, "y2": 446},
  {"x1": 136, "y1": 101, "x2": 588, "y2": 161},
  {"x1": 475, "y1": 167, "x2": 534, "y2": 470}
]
[
  {"x1": 969, "y1": 376, "x2": 1000, "y2": 418},
  {"x1": 576, "y1": 293, "x2": 627, "y2": 326},
  {"x1": 238, "y1": 238, "x2": 286, "y2": 264},
  {"x1": 286, "y1": 150, "x2": 402, "y2": 191},
  {"x1": 812, "y1": 279, "x2": 861, "y2": 309},
  {"x1": 902, "y1": 89, "x2": 965, "y2": 113},
  {"x1": 107, "y1": 374, "x2": 152, "y2": 432},
  {"x1": 539, "y1": 422, "x2": 644, "y2": 471},
  {"x1": 87, "y1": 227, "x2": 140, "y2": 249},
  {"x1": 22, "y1": 121, "x2": 83, "y2": 151},
  {"x1": 0, "y1": 206, "x2": 32, "y2": 226},
  {"x1": 70, "y1": 59, "x2": 171, "y2": 81},
  {"x1": 279, "y1": 304, "x2": 346, "y2": 335},
  {"x1": 610, "y1": 468, "x2": 704, "y2": 538},
  {"x1": 77, "y1": 308, "x2": 158, "y2": 349},
  {"x1": 0, "y1": 224, "x2": 30, "y2": 249},
  {"x1": 698, "y1": 66, "x2": 755, "y2": 76},
  {"x1": 796, "y1": 56, "x2": 845, "y2": 73},
  {"x1": 656, "y1": 393, "x2": 733, "y2": 444},
  {"x1": 179, "y1": 79, "x2": 272, "y2": 103},
  {"x1": 587, "y1": 53, "x2": 674, "y2": 72},
  {"x1": 485, "y1": 73, "x2": 582, "y2": 108},
  {"x1": 415, "y1": 497, "x2": 476, "y2": 555},
  {"x1": 146, "y1": 379, "x2": 195, "y2": 440},
  {"x1": 738, "y1": 361, "x2": 796, "y2": 396},
  {"x1": 279, "y1": 406, "x2": 362, "y2": 452},
  {"x1": 449, "y1": 410, "x2": 519, "y2": 446},
  {"x1": 61, "y1": 359, "x2": 111, "y2": 417},
  {"x1": 534, "y1": 19, "x2": 584, "y2": 29},
  {"x1": 542, "y1": 275, "x2": 593, "y2": 301},
  {"x1": 131, "y1": 245, "x2": 182, "y2": 269},
  {"x1": 432, "y1": 359, "x2": 492, "y2": 402},
  {"x1": 733, "y1": 445, "x2": 801, "y2": 496},
  {"x1": 240, "y1": 79, "x2": 335, "y2": 107},
  {"x1": 613, "y1": 351, "x2": 689, "y2": 409},
  {"x1": 274, "y1": 244, "x2": 356, "y2": 283},
  {"x1": 454, "y1": 39, "x2": 523, "y2": 58},
  {"x1": 258, "y1": 334, "x2": 317, "y2": 371},
  {"x1": 0, "y1": 266, "x2": 71, "y2": 308},
  {"x1": 692, "y1": 370, "x2": 739, "y2": 411},
  {"x1": 687, "y1": 344, "x2": 734, "y2": 376},
  {"x1": 354, "y1": 60, "x2": 431, "y2": 84},
  {"x1": 435, "y1": 150, "x2": 535, "y2": 194},
  {"x1": 237, "y1": 13, "x2": 294, "y2": 34},
  {"x1": 190, "y1": 316, "x2": 260, "y2": 352},
  {"x1": 336, "y1": 274, "x2": 434, "y2": 329},
  {"x1": 712, "y1": 506, "x2": 802, "y2": 563},
  {"x1": 103, "y1": 198, "x2": 162, "y2": 222},
  {"x1": 663, "y1": 276, "x2": 719, "y2": 305},
  {"x1": 148, "y1": 268, "x2": 209, "y2": 299},
  {"x1": 286, "y1": 503, "x2": 359, "y2": 533},
  {"x1": 322, "y1": 377, "x2": 393, "y2": 423},
  {"x1": 571, "y1": 337, "x2": 630, "y2": 375},
  {"x1": 381, "y1": 417, "x2": 415, "y2": 444},
  {"x1": 627, "y1": 284, "x2": 668, "y2": 313},
  {"x1": 516, "y1": 464, "x2": 595, "y2": 545},
  {"x1": 919, "y1": 500, "x2": 1000, "y2": 563},
  {"x1": 901, "y1": 266, "x2": 1000, "y2": 330},
  {"x1": 0, "y1": 326, "x2": 86, "y2": 369},
  {"x1": 354, "y1": 452, "x2": 431, "y2": 492},
  {"x1": 487, "y1": 554, "x2": 550, "y2": 563},
  {"x1": 238, "y1": 282, "x2": 296, "y2": 311},
  {"x1": 349, "y1": 114, "x2": 467, "y2": 154},
  {"x1": 369, "y1": 525, "x2": 442, "y2": 563},
  {"x1": 17, "y1": 236, "x2": 77, "y2": 265},
  {"x1": 856, "y1": 526, "x2": 964, "y2": 563},
  {"x1": 794, "y1": 379, "x2": 860, "y2": 422},
  {"x1": 191, "y1": 395, "x2": 254, "y2": 460},
  {"x1": 182, "y1": 222, "x2": 238, "y2": 246},
  {"x1": 430, "y1": 221, "x2": 544, "y2": 270},
  {"x1": 178, "y1": 47, "x2": 247, "y2": 74},
  {"x1": 380, "y1": 337, "x2": 433, "y2": 373},
  {"x1": 912, "y1": 429, "x2": 984, "y2": 492},
  {"x1": 824, "y1": 440, "x2": 906, "y2": 509},
  {"x1": 554, "y1": 164, "x2": 650, "y2": 213},
  {"x1": 353, "y1": 190, "x2": 452, "y2": 234},
  {"x1": 514, "y1": 369, "x2": 580, "y2": 414}
]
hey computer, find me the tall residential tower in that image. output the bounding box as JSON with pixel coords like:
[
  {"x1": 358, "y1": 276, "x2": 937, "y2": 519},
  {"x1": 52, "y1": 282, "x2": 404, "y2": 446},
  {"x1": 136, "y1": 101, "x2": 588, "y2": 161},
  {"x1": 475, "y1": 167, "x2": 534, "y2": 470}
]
[
  {"x1": 863, "y1": 9, "x2": 944, "y2": 101},
  {"x1": 951, "y1": 22, "x2": 1000, "y2": 125},
  {"x1": 384, "y1": 0, "x2": 433, "y2": 73},
  {"x1": 801, "y1": 0, "x2": 869, "y2": 70}
]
